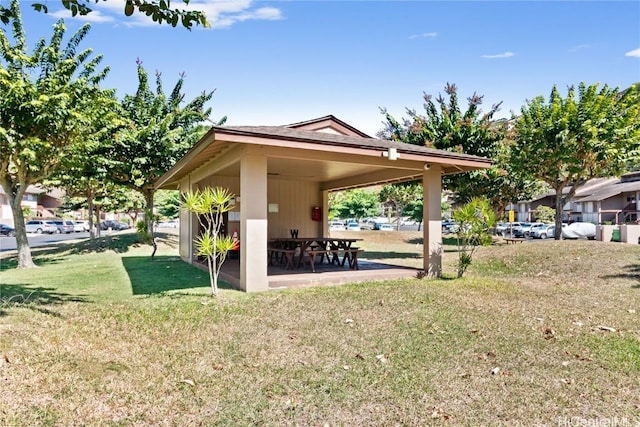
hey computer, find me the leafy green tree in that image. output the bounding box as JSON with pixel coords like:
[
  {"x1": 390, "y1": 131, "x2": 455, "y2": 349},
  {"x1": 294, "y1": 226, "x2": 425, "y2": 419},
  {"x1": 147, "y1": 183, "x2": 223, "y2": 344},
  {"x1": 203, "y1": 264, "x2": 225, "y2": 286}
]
[
  {"x1": 512, "y1": 82, "x2": 640, "y2": 238},
  {"x1": 331, "y1": 189, "x2": 379, "y2": 220},
  {"x1": 533, "y1": 205, "x2": 555, "y2": 223},
  {"x1": 404, "y1": 198, "x2": 424, "y2": 229},
  {"x1": 378, "y1": 183, "x2": 422, "y2": 230},
  {"x1": 155, "y1": 190, "x2": 181, "y2": 219},
  {"x1": 1, "y1": 0, "x2": 208, "y2": 29},
  {"x1": 182, "y1": 187, "x2": 237, "y2": 296},
  {"x1": 0, "y1": 1, "x2": 109, "y2": 267},
  {"x1": 381, "y1": 83, "x2": 539, "y2": 215},
  {"x1": 453, "y1": 197, "x2": 495, "y2": 278},
  {"x1": 108, "y1": 60, "x2": 225, "y2": 249},
  {"x1": 50, "y1": 88, "x2": 126, "y2": 239}
]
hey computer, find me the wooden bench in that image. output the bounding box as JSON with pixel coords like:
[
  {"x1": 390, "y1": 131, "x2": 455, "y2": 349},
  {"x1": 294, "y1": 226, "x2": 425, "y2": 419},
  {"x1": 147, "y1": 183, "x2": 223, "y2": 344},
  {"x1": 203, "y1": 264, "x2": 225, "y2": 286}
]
[
  {"x1": 341, "y1": 248, "x2": 363, "y2": 270},
  {"x1": 268, "y1": 246, "x2": 297, "y2": 270},
  {"x1": 302, "y1": 249, "x2": 333, "y2": 272},
  {"x1": 302, "y1": 248, "x2": 364, "y2": 272},
  {"x1": 504, "y1": 238, "x2": 525, "y2": 245}
]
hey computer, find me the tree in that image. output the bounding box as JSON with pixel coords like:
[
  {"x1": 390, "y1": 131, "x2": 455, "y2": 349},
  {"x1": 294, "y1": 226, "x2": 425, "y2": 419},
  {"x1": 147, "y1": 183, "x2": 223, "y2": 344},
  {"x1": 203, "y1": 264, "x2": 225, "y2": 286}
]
[
  {"x1": 533, "y1": 205, "x2": 555, "y2": 223},
  {"x1": 331, "y1": 189, "x2": 379, "y2": 220},
  {"x1": 381, "y1": 83, "x2": 539, "y2": 216},
  {"x1": 107, "y1": 60, "x2": 224, "y2": 253},
  {"x1": 512, "y1": 82, "x2": 640, "y2": 239},
  {"x1": 378, "y1": 183, "x2": 422, "y2": 230},
  {"x1": 182, "y1": 187, "x2": 237, "y2": 296},
  {"x1": 453, "y1": 197, "x2": 495, "y2": 278},
  {"x1": 1, "y1": 0, "x2": 208, "y2": 30},
  {"x1": 0, "y1": 1, "x2": 109, "y2": 267},
  {"x1": 155, "y1": 189, "x2": 181, "y2": 219},
  {"x1": 50, "y1": 87, "x2": 126, "y2": 239}
]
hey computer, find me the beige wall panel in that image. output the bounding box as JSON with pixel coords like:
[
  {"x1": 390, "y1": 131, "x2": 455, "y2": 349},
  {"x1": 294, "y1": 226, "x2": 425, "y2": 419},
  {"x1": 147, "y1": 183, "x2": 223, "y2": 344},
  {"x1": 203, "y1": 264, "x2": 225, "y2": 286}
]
[{"x1": 267, "y1": 178, "x2": 323, "y2": 238}]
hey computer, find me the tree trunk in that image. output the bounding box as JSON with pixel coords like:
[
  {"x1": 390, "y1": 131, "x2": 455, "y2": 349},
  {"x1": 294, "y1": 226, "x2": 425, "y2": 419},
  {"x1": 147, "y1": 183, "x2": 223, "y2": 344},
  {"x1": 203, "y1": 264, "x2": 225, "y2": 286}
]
[
  {"x1": 144, "y1": 189, "x2": 157, "y2": 258},
  {"x1": 2, "y1": 183, "x2": 36, "y2": 268},
  {"x1": 87, "y1": 194, "x2": 96, "y2": 239},
  {"x1": 95, "y1": 204, "x2": 102, "y2": 238},
  {"x1": 554, "y1": 187, "x2": 564, "y2": 240}
]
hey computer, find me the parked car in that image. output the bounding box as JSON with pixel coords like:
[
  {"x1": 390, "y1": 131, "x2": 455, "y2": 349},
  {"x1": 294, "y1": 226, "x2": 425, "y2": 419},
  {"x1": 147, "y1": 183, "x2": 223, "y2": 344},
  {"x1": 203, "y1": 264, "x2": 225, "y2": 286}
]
[
  {"x1": 0, "y1": 223, "x2": 16, "y2": 237},
  {"x1": 512, "y1": 222, "x2": 538, "y2": 238},
  {"x1": 494, "y1": 222, "x2": 509, "y2": 236},
  {"x1": 530, "y1": 224, "x2": 555, "y2": 239},
  {"x1": 562, "y1": 222, "x2": 596, "y2": 240},
  {"x1": 441, "y1": 220, "x2": 458, "y2": 233},
  {"x1": 73, "y1": 220, "x2": 90, "y2": 232},
  {"x1": 377, "y1": 223, "x2": 395, "y2": 231},
  {"x1": 346, "y1": 223, "x2": 361, "y2": 231},
  {"x1": 50, "y1": 219, "x2": 75, "y2": 234},
  {"x1": 100, "y1": 220, "x2": 129, "y2": 231},
  {"x1": 156, "y1": 219, "x2": 179, "y2": 228},
  {"x1": 328, "y1": 221, "x2": 345, "y2": 231},
  {"x1": 25, "y1": 220, "x2": 58, "y2": 234}
]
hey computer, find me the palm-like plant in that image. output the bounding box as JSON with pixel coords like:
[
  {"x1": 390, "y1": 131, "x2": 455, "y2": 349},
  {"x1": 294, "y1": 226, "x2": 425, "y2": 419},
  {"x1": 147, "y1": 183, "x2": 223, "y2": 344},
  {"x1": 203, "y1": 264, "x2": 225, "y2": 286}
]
[
  {"x1": 453, "y1": 197, "x2": 495, "y2": 278},
  {"x1": 182, "y1": 188, "x2": 236, "y2": 296}
]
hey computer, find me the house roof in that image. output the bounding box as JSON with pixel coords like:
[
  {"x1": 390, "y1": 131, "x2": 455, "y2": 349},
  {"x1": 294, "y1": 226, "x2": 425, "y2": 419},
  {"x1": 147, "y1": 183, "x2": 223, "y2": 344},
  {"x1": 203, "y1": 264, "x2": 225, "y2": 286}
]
[
  {"x1": 284, "y1": 115, "x2": 371, "y2": 138},
  {"x1": 525, "y1": 177, "x2": 618, "y2": 202},
  {"x1": 0, "y1": 185, "x2": 45, "y2": 196},
  {"x1": 576, "y1": 179, "x2": 640, "y2": 202},
  {"x1": 155, "y1": 116, "x2": 492, "y2": 191}
]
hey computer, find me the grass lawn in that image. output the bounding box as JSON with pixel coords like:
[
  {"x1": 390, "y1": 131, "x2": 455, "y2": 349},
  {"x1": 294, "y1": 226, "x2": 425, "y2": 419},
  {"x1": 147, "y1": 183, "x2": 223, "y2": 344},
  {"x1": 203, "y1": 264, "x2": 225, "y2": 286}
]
[{"x1": 1, "y1": 231, "x2": 639, "y2": 426}]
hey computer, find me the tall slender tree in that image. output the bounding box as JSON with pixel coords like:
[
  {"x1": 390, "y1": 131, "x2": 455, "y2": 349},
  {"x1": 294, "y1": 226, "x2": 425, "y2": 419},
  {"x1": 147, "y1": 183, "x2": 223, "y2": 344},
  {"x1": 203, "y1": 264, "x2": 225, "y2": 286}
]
[
  {"x1": 512, "y1": 82, "x2": 640, "y2": 238},
  {"x1": 107, "y1": 61, "x2": 225, "y2": 253},
  {"x1": 381, "y1": 83, "x2": 539, "y2": 216},
  {"x1": 0, "y1": 0, "x2": 109, "y2": 267}
]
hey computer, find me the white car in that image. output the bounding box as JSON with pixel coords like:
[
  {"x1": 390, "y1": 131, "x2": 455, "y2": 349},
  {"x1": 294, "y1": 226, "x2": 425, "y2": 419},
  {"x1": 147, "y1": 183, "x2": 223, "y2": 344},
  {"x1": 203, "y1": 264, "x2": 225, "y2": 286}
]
[
  {"x1": 25, "y1": 220, "x2": 58, "y2": 234},
  {"x1": 346, "y1": 223, "x2": 361, "y2": 231},
  {"x1": 73, "y1": 220, "x2": 90, "y2": 232},
  {"x1": 378, "y1": 223, "x2": 395, "y2": 231},
  {"x1": 157, "y1": 219, "x2": 179, "y2": 228}
]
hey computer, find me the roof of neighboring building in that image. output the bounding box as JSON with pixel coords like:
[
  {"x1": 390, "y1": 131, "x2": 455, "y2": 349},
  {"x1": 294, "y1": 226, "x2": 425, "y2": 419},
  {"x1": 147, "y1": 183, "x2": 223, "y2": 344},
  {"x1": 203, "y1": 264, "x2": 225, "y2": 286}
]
[
  {"x1": 576, "y1": 179, "x2": 640, "y2": 202},
  {"x1": 0, "y1": 185, "x2": 45, "y2": 196}
]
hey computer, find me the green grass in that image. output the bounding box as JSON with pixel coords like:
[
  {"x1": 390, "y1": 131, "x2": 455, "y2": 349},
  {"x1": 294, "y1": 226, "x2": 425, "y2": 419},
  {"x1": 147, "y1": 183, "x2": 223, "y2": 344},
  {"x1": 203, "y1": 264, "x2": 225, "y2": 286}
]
[{"x1": 1, "y1": 233, "x2": 639, "y2": 425}]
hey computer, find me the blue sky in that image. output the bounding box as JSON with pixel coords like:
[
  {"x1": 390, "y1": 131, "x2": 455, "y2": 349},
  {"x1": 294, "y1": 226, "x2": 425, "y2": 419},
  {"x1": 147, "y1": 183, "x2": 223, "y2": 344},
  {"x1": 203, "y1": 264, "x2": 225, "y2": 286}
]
[{"x1": 16, "y1": 0, "x2": 640, "y2": 136}]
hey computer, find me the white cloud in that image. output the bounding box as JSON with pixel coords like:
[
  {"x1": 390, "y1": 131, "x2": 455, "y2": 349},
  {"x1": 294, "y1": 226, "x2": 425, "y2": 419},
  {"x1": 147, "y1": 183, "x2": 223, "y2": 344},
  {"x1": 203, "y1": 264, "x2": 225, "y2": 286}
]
[
  {"x1": 50, "y1": 9, "x2": 115, "y2": 23},
  {"x1": 409, "y1": 32, "x2": 438, "y2": 40},
  {"x1": 481, "y1": 51, "x2": 515, "y2": 59},
  {"x1": 625, "y1": 48, "x2": 640, "y2": 57},
  {"x1": 45, "y1": 0, "x2": 283, "y2": 29}
]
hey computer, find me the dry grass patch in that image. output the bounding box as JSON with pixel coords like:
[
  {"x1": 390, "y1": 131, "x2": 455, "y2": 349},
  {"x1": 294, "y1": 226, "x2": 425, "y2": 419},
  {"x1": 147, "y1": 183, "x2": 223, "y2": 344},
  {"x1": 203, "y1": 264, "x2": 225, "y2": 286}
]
[{"x1": 1, "y1": 233, "x2": 639, "y2": 425}]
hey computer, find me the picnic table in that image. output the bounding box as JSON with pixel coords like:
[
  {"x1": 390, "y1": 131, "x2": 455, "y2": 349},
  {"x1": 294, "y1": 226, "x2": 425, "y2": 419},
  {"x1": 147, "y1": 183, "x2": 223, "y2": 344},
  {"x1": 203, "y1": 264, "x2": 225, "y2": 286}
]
[{"x1": 268, "y1": 237, "x2": 363, "y2": 272}]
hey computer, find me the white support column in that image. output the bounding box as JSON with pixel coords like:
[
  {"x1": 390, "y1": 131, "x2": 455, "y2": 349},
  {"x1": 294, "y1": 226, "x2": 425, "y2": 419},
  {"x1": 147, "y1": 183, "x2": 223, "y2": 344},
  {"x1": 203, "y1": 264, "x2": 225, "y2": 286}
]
[
  {"x1": 422, "y1": 166, "x2": 442, "y2": 278},
  {"x1": 240, "y1": 151, "x2": 268, "y2": 292}
]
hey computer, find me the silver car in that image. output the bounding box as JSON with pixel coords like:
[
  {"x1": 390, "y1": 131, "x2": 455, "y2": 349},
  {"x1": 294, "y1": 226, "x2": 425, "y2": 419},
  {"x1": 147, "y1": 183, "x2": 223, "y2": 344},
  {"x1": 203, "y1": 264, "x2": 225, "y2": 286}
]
[{"x1": 25, "y1": 220, "x2": 58, "y2": 234}]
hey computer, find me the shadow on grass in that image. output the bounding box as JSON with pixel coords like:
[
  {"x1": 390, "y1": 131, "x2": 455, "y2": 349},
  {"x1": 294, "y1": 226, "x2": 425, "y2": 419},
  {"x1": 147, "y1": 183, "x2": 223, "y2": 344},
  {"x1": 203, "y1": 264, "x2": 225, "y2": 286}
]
[
  {"x1": 122, "y1": 255, "x2": 233, "y2": 295},
  {"x1": 407, "y1": 236, "x2": 457, "y2": 244},
  {"x1": 601, "y1": 263, "x2": 640, "y2": 288},
  {"x1": 363, "y1": 251, "x2": 422, "y2": 260},
  {"x1": 0, "y1": 284, "x2": 89, "y2": 317},
  {"x1": 0, "y1": 232, "x2": 179, "y2": 272}
]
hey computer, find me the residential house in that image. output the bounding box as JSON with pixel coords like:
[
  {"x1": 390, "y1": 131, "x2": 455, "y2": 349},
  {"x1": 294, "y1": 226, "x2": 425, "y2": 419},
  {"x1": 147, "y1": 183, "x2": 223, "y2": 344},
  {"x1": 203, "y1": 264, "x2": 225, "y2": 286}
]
[{"x1": 514, "y1": 172, "x2": 640, "y2": 224}]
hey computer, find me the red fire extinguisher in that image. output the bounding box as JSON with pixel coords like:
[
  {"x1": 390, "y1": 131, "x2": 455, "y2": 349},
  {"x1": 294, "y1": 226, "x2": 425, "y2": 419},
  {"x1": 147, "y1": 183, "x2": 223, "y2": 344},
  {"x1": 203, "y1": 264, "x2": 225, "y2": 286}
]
[{"x1": 311, "y1": 206, "x2": 321, "y2": 222}]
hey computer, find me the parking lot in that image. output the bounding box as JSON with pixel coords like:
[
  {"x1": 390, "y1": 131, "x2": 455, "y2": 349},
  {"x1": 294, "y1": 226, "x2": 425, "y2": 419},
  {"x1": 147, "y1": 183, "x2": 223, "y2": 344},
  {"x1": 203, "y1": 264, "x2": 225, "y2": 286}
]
[{"x1": 0, "y1": 229, "x2": 134, "y2": 252}]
